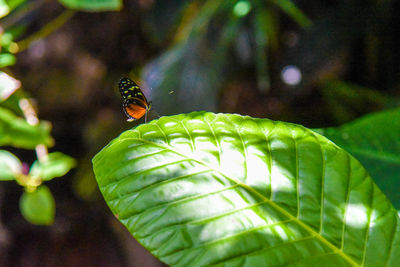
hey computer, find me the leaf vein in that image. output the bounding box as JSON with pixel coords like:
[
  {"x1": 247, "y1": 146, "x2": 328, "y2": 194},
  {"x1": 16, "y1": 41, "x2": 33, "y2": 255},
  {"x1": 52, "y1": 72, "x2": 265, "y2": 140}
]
[
  {"x1": 256, "y1": 121, "x2": 274, "y2": 199},
  {"x1": 123, "y1": 184, "x2": 241, "y2": 221},
  {"x1": 361, "y1": 175, "x2": 373, "y2": 266},
  {"x1": 107, "y1": 169, "x2": 212, "y2": 202},
  {"x1": 169, "y1": 117, "x2": 195, "y2": 153},
  {"x1": 161, "y1": 218, "x2": 296, "y2": 259},
  {"x1": 102, "y1": 157, "x2": 190, "y2": 190},
  {"x1": 204, "y1": 116, "x2": 221, "y2": 167},
  {"x1": 225, "y1": 116, "x2": 248, "y2": 184},
  {"x1": 208, "y1": 234, "x2": 318, "y2": 266},
  {"x1": 145, "y1": 199, "x2": 272, "y2": 241},
  {"x1": 340, "y1": 154, "x2": 352, "y2": 250}
]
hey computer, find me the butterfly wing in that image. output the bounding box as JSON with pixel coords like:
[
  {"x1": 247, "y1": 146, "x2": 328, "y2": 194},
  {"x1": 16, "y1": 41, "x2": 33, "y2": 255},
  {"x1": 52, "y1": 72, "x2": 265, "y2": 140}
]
[
  {"x1": 119, "y1": 78, "x2": 149, "y2": 103},
  {"x1": 123, "y1": 98, "x2": 147, "y2": 121},
  {"x1": 119, "y1": 77, "x2": 151, "y2": 122}
]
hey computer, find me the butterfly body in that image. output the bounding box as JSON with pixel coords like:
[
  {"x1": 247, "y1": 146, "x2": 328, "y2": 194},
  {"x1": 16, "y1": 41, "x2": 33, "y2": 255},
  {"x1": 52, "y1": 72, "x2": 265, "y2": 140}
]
[{"x1": 119, "y1": 78, "x2": 152, "y2": 122}]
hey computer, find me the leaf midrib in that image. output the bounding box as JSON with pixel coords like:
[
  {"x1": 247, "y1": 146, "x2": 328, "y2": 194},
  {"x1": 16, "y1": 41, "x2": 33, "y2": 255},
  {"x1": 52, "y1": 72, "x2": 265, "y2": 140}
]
[{"x1": 105, "y1": 136, "x2": 360, "y2": 267}]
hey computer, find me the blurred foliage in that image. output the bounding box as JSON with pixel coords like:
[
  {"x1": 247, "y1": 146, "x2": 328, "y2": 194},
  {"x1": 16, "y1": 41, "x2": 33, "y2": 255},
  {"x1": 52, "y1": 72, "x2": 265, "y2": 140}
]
[
  {"x1": 142, "y1": 0, "x2": 310, "y2": 115},
  {"x1": 321, "y1": 80, "x2": 390, "y2": 124},
  {"x1": 58, "y1": 0, "x2": 122, "y2": 12},
  {"x1": 0, "y1": 69, "x2": 73, "y2": 224},
  {"x1": 0, "y1": 0, "x2": 91, "y2": 227},
  {"x1": 139, "y1": 0, "x2": 400, "y2": 124}
]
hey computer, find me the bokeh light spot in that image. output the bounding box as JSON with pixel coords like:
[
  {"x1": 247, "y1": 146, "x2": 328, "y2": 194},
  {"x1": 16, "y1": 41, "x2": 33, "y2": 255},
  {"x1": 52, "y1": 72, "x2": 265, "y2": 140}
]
[
  {"x1": 281, "y1": 65, "x2": 302, "y2": 86},
  {"x1": 233, "y1": 1, "x2": 252, "y2": 18}
]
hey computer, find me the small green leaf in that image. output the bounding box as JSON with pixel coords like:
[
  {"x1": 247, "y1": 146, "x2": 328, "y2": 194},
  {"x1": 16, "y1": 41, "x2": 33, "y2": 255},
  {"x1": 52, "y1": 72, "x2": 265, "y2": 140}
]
[
  {"x1": 1, "y1": 32, "x2": 14, "y2": 47},
  {"x1": 0, "y1": 0, "x2": 11, "y2": 18},
  {"x1": 0, "y1": 71, "x2": 20, "y2": 102},
  {"x1": 93, "y1": 112, "x2": 400, "y2": 266},
  {"x1": 0, "y1": 0, "x2": 8, "y2": 17},
  {"x1": 0, "y1": 150, "x2": 22, "y2": 181},
  {"x1": 30, "y1": 152, "x2": 76, "y2": 181},
  {"x1": 315, "y1": 107, "x2": 400, "y2": 209},
  {"x1": 58, "y1": 0, "x2": 122, "y2": 12},
  {"x1": 19, "y1": 185, "x2": 55, "y2": 225},
  {"x1": 0, "y1": 107, "x2": 53, "y2": 148},
  {"x1": 0, "y1": 53, "x2": 16, "y2": 68},
  {"x1": 0, "y1": 0, "x2": 26, "y2": 18}
]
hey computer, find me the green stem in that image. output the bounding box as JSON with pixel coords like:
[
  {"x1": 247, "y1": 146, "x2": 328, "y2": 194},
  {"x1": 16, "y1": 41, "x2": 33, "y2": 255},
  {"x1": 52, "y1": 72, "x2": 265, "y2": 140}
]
[
  {"x1": 17, "y1": 9, "x2": 76, "y2": 52},
  {"x1": 269, "y1": 0, "x2": 311, "y2": 27}
]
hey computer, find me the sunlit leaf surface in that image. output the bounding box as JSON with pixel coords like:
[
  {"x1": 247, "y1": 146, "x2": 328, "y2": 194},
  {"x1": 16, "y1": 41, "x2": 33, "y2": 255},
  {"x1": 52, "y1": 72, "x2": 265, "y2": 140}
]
[
  {"x1": 93, "y1": 112, "x2": 400, "y2": 266},
  {"x1": 316, "y1": 107, "x2": 400, "y2": 209}
]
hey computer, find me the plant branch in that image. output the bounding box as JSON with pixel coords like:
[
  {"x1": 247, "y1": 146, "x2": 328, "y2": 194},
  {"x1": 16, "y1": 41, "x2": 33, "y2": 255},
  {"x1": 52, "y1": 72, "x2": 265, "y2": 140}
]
[
  {"x1": 17, "y1": 9, "x2": 76, "y2": 52},
  {"x1": 19, "y1": 99, "x2": 48, "y2": 163}
]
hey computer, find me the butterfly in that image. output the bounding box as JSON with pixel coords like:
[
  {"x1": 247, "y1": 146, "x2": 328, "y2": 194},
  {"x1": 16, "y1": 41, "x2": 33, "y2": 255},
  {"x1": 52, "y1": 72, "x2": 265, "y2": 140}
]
[{"x1": 119, "y1": 77, "x2": 152, "y2": 122}]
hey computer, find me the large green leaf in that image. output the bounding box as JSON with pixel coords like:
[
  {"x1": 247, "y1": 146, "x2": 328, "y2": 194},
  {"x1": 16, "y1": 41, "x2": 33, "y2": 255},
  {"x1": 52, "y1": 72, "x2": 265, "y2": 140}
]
[
  {"x1": 58, "y1": 0, "x2": 122, "y2": 12},
  {"x1": 315, "y1": 107, "x2": 400, "y2": 209},
  {"x1": 0, "y1": 107, "x2": 53, "y2": 148},
  {"x1": 93, "y1": 112, "x2": 400, "y2": 266}
]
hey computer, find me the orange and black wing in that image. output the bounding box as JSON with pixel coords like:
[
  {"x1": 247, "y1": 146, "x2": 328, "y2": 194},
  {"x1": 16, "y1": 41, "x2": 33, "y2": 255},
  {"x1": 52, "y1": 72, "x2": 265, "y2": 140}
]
[
  {"x1": 119, "y1": 77, "x2": 151, "y2": 121},
  {"x1": 123, "y1": 98, "x2": 148, "y2": 121}
]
